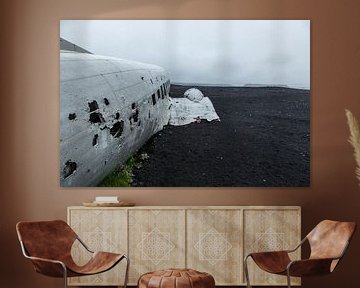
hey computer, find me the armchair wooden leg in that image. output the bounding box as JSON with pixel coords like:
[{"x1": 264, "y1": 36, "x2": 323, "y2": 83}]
[{"x1": 244, "y1": 255, "x2": 252, "y2": 288}]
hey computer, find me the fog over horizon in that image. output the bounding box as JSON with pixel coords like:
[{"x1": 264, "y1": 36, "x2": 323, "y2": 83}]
[{"x1": 60, "y1": 20, "x2": 310, "y2": 89}]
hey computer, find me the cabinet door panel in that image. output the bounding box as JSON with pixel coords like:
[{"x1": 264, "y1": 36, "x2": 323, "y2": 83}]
[
  {"x1": 68, "y1": 209, "x2": 127, "y2": 286},
  {"x1": 187, "y1": 209, "x2": 243, "y2": 285},
  {"x1": 67, "y1": 206, "x2": 300, "y2": 286},
  {"x1": 244, "y1": 209, "x2": 301, "y2": 286},
  {"x1": 128, "y1": 209, "x2": 186, "y2": 284}
]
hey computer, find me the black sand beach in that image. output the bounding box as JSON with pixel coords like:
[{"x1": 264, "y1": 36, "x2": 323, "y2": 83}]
[{"x1": 132, "y1": 85, "x2": 310, "y2": 187}]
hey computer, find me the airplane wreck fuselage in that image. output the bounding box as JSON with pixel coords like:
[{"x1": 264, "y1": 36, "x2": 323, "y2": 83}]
[{"x1": 60, "y1": 51, "x2": 170, "y2": 186}]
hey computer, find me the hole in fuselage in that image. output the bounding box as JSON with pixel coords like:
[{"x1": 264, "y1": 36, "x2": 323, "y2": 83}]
[
  {"x1": 63, "y1": 160, "x2": 77, "y2": 178},
  {"x1": 133, "y1": 109, "x2": 139, "y2": 122},
  {"x1": 88, "y1": 100, "x2": 99, "y2": 112},
  {"x1": 68, "y1": 113, "x2": 76, "y2": 120},
  {"x1": 110, "y1": 121, "x2": 124, "y2": 138},
  {"x1": 92, "y1": 134, "x2": 98, "y2": 146},
  {"x1": 89, "y1": 112, "x2": 104, "y2": 124}
]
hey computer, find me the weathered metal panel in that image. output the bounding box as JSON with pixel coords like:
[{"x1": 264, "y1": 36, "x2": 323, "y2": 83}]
[{"x1": 60, "y1": 51, "x2": 171, "y2": 187}]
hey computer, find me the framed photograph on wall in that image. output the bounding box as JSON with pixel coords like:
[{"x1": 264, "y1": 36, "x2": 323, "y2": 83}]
[{"x1": 60, "y1": 20, "x2": 310, "y2": 187}]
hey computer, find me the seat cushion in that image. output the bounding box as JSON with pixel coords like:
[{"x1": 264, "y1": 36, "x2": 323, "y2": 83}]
[{"x1": 138, "y1": 268, "x2": 215, "y2": 288}]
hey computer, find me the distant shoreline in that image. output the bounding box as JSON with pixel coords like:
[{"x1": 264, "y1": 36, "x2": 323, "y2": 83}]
[{"x1": 171, "y1": 82, "x2": 310, "y2": 90}]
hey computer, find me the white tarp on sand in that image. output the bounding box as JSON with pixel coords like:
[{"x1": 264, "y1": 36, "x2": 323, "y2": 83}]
[{"x1": 169, "y1": 88, "x2": 220, "y2": 126}]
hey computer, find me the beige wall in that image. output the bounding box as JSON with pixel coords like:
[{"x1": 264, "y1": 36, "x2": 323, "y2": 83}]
[{"x1": 1, "y1": 0, "x2": 360, "y2": 287}]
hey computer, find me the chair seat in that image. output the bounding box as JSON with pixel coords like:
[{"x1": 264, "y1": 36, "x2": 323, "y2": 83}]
[
  {"x1": 250, "y1": 251, "x2": 291, "y2": 275},
  {"x1": 17, "y1": 220, "x2": 129, "y2": 288},
  {"x1": 66, "y1": 251, "x2": 124, "y2": 277},
  {"x1": 245, "y1": 220, "x2": 357, "y2": 288}
]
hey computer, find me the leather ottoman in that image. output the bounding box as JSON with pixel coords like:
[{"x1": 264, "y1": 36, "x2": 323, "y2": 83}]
[{"x1": 138, "y1": 268, "x2": 215, "y2": 288}]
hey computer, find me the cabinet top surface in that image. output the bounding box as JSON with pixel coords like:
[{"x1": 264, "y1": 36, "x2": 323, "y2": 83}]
[{"x1": 68, "y1": 205, "x2": 301, "y2": 210}]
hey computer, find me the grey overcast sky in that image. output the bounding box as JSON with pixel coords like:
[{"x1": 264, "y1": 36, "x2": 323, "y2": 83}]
[{"x1": 60, "y1": 20, "x2": 310, "y2": 88}]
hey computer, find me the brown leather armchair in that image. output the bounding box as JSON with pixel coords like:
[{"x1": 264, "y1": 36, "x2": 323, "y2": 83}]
[
  {"x1": 244, "y1": 220, "x2": 356, "y2": 288},
  {"x1": 16, "y1": 220, "x2": 129, "y2": 288}
]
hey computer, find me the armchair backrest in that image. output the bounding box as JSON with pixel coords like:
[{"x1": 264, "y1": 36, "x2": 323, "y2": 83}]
[
  {"x1": 307, "y1": 220, "x2": 356, "y2": 261},
  {"x1": 16, "y1": 220, "x2": 77, "y2": 261}
]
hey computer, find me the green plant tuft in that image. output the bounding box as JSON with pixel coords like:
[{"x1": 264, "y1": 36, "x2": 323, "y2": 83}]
[{"x1": 99, "y1": 151, "x2": 150, "y2": 187}]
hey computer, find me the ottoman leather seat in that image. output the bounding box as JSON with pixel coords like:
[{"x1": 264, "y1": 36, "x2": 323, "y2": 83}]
[{"x1": 138, "y1": 268, "x2": 215, "y2": 288}]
